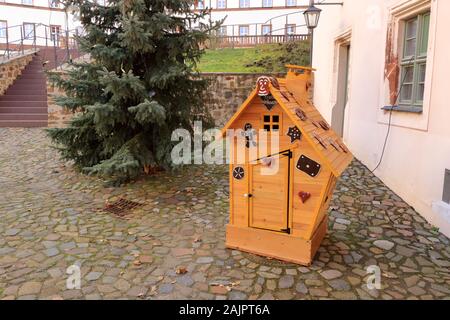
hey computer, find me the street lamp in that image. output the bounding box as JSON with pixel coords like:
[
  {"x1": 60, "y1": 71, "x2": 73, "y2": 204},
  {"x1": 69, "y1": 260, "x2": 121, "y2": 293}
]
[{"x1": 303, "y1": 1, "x2": 322, "y2": 66}]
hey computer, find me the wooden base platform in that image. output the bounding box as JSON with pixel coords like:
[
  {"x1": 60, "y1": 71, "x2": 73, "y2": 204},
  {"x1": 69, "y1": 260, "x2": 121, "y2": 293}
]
[{"x1": 226, "y1": 216, "x2": 328, "y2": 266}]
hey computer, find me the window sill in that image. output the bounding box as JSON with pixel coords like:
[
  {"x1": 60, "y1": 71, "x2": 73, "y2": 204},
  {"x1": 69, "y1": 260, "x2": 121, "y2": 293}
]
[{"x1": 381, "y1": 105, "x2": 423, "y2": 114}]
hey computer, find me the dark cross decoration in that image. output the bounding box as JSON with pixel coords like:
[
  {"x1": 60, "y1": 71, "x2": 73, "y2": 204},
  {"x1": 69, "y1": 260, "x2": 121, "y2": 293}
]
[
  {"x1": 242, "y1": 123, "x2": 257, "y2": 148},
  {"x1": 233, "y1": 167, "x2": 245, "y2": 180},
  {"x1": 287, "y1": 126, "x2": 302, "y2": 143}
]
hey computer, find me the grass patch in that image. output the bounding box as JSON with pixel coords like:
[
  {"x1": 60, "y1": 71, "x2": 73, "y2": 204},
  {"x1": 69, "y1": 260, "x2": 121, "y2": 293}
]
[{"x1": 198, "y1": 41, "x2": 310, "y2": 73}]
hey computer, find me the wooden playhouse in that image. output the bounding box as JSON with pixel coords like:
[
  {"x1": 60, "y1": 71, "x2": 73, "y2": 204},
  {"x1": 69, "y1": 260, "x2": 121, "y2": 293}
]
[{"x1": 221, "y1": 65, "x2": 353, "y2": 265}]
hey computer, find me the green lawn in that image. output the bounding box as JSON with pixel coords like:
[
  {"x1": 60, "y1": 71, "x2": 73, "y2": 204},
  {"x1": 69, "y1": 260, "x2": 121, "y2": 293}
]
[
  {"x1": 197, "y1": 41, "x2": 310, "y2": 73},
  {"x1": 197, "y1": 47, "x2": 268, "y2": 73}
]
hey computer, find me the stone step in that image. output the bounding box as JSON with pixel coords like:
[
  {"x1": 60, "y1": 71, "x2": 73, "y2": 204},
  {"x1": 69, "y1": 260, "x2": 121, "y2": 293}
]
[
  {"x1": 0, "y1": 120, "x2": 48, "y2": 127},
  {"x1": 0, "y1": 101, "x2": 47, "y2": 109},
  {"x1": 0, "y1": 106, "x2": 48, "y2": 113},
  {"x1": 0, "y1": 94, "x2": 47, "y2": 101},
  {"x1": 0, "y1": 113, "x2": 48, "y2": 120}
]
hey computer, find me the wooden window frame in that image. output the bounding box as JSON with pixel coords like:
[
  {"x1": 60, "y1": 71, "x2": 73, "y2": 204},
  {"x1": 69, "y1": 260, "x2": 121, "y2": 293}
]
[
  {"x1": 261, "y1": 113, "x2": 282, "y2": 132},
  {"x1": 398, "y1": 11, "x2": 430, "y2": 111}
]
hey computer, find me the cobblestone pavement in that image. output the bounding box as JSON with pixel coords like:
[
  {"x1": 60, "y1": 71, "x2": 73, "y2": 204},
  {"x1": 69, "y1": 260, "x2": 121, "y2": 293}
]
[{"x1": 0, "y1": 128, "x2": 449, "y2": 300}]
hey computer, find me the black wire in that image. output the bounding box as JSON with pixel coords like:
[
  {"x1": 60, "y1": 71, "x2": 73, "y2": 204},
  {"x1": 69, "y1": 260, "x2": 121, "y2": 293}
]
[{"x1": 371, "y1": 56, "x2": 414, "y2": 173}]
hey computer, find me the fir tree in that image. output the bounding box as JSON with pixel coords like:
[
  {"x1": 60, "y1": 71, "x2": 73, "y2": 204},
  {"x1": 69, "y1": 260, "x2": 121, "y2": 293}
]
[{"x1": 48, "y1": 0, "x2": 218, "y2": 182}]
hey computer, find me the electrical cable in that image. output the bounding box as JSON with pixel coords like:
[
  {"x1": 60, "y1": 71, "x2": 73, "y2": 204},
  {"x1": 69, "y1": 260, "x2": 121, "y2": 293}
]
[{"x1": 371, "y1": 56, "x2": 415, "y2": 173}]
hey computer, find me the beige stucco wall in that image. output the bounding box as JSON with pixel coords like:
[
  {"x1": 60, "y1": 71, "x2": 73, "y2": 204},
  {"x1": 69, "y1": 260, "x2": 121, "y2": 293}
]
[{"x1": 312, "y1": 0, "x2": 450, "y2": 236}]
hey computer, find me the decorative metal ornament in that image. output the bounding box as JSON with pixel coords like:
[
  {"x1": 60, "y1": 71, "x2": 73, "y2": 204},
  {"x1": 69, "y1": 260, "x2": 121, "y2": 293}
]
[
  {"x1": 287, "y1": 126, "x2": 302, "y2": 143},
  {"x1": 296, "y1": 155, "x2": 321, "y2": 178},
  {"x1": 242, "y1": 123, "x2": 257, "y2": 148},
  {"x1": 233, "y1": 167, "x2": 245, "y2": 180}
]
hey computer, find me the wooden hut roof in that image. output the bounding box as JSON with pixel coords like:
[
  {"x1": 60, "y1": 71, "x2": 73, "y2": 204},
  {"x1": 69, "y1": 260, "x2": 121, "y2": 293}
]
[{"x1": 221, "y1": 71, "x2": 353, "y2": 177}]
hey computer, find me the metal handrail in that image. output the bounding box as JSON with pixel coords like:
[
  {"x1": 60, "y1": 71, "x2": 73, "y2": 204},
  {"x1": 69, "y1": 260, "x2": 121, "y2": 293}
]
[{"x1": 0, "y1": 23, "x2": 84, "y2": 68}]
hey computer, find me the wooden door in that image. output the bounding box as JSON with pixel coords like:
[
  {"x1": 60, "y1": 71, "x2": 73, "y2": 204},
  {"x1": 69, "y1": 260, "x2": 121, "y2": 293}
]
[{"x1": 249, "y1": 151, "x2": 291, "y2": 233}]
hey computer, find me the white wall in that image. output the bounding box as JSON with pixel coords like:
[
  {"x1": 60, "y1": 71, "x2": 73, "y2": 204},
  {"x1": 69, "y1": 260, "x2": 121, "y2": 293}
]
[
  {"x1": 0, "y1": 0, "x2": 81, "y2": 47},
  {"x1": 202, "y1": 0, "x2": 311, "y2": 35},
  {"x1": 312, "y1": 0, "x2": 450, "y2": 237}
]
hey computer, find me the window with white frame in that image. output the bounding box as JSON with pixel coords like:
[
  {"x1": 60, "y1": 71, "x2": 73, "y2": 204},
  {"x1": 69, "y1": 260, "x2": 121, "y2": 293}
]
[
  {"x1": 196, "y1": 0, "x2": 204, "y2": 9},
  {"x1": 239, "y1": 25, "x2": 249, "y2": 36},
  {"x1": 217, "y1": 0, "x2": 226, "y2": 9},
  {"x1": 262, "y1": 0, "x2": 272, "y2": 8},
  {"x1": 285, "y1": 24, "x2": 296, "y2": 35},
  {"x1": 239, "y1": 0, "x2": 250, "y2": 8},
  {"x1": 399, "y1": 11, "x2": 430, "y2": 110},
  {"x1": 22, "y1": 0, "x2": 33, "y2": 5},
  {"x1": 0, "y1": 21, "x2": 7, "y2": 38},
  {"x1": 50, "y1": 25, "x2": 61, "y2": 43},
  {"x1": 262, "y1": 25, "x2": 271, "y2": 36},
  {"x1": 23, "y1": 23, "x2": 35, "y2": 39},
  {"x1": 286, "y1": 0, "x2": 296, "y2": 6},
  {"x1": 217, "y1": 26, "x2": 227, "y2": 36},
  {"x1": 49, "y1": 0, "x2": 59, "y2": 8}
]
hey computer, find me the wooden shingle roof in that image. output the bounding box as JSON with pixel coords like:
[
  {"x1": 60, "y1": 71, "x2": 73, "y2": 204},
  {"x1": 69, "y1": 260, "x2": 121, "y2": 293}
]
[{"x1": 222, "y1": 69, "x2": 353, "y2": 177}]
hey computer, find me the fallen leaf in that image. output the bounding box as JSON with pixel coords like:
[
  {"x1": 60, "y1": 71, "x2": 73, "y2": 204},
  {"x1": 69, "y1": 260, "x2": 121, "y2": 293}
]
[
  {"x1": 176, "y1": 266, "x2": 188, "y2": 274},
  {"x1": 133, "y1": 260, "x2": 142, "y2": 266}
]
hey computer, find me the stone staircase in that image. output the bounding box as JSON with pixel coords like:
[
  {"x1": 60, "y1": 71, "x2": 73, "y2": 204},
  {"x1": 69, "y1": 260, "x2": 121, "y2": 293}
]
[{"x1": 0, "y1": 54, "x2": 48, "y2": 127}]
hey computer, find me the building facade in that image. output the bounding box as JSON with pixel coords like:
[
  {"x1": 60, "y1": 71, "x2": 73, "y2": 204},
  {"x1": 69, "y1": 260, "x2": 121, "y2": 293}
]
[
  {"x1": 195, "y1": 0, "x2": 310, "y2": 36},
  {"x1": 0, "y1": 0, "x2": 81, "y2": 49},
  {"x1": 312, "y1": 0, "x2": 450, "y2": 236}
]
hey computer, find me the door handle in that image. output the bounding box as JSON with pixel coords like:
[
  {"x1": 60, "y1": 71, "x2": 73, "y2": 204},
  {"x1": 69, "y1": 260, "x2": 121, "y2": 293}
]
[{"x1": 243, "y1": 194, "x2": 253, "y2": 198}]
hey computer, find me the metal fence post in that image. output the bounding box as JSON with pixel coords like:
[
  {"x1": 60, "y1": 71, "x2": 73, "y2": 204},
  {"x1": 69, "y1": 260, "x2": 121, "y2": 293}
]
[
  {"x1": 5, "y1": 27, "x2": 10, "y2": 59},
  {"x1": 33, "y1": 23, "x2": 37, "y2": 52},
  {"x1": 53, "y1": 36, "x2": 58, "y2": 70},
  {"x1": 20, "y1": 25, "x2": 24, "y2": 55}
]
